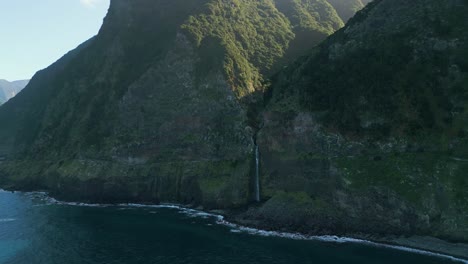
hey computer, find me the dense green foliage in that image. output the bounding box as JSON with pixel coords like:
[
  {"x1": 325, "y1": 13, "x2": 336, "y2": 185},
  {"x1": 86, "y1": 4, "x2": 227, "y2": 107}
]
[
  {"x1": 272, "y1": 0, "x2": 468, "y2": 138},
  {"x1": 0, "y1": 0, "x2": 365, "y2": 210},
  {"x1": 258, "y1": 0, "x2": 468, "y2": 242},
  {"x1": 274, "y1": 0, "x2": 343, "y2": 34},
  {"x1": 326, "y1": 0, "x2": 365, "y2": 22},
  {"x1": 181, "y1": 0, "x2": 359, "y2": 97},
  {"x1": 0, "y1": 0, "x2": 466, "y2": 247},
  {"x1": 0, "y1": 0, "x2": 364, "y2": 158},
  {"x1": 182, "y1": 0, "x2": 294, "y2": 97}
]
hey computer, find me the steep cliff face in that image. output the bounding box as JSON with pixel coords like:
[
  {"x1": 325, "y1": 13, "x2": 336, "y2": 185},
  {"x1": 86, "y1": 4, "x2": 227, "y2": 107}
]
[
  {"x1": 0, "y1": 0, "x2": 249, "y2": 207},
  {"x1": 254, "y1": 0, "x2": 468, "y2": 241},
  {"x1": 0, "y1": 0, "x2": 466, "y2": 249},
  {"x1": 0, "y1": 0, "x2": 362, "y2": 208}
]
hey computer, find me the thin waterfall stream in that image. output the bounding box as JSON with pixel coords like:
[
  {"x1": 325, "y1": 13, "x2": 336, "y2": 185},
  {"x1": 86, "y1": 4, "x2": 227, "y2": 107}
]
[{"x1": 254, "y1": 144, "x2": 260, "y2": 202}]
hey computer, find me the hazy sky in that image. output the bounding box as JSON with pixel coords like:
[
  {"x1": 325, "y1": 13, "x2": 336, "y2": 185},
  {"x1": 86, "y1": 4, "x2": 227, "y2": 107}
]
[{"x1": 0, "y1": 0, "x2": 110, "y2": 81}]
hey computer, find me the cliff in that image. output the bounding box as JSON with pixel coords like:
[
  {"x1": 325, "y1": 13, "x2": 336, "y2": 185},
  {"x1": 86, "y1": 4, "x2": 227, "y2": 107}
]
[
  {"x1": 1, "y1": 0, "x2": 465, "y2": 254},
  {"x1": 254, "y1": 0, "x2": 468, "y2": 243},
  {"x1": 0, "y1": 0, "x2": 361, "y2": 208}
]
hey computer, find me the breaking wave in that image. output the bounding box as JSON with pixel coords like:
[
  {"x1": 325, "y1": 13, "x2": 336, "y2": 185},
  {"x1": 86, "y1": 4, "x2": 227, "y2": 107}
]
[{"x1": 14, "y1": 190, "x2": 468, "y2": 264}]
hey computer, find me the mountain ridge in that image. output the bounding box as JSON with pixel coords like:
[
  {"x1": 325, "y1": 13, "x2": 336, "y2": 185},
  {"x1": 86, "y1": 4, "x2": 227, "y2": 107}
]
[
  {"x1": 0, "y1": 0, "x2": 466, "y2": 257},
  {"x1": 0, "y1": 79, "x2": 29, "y2": 105},
  {"x1": 255, "y1": 0, "x2": 468, "y2": 244},
  {"x1": 0, "y1": 0, "x2": 364, "y2": 206}
]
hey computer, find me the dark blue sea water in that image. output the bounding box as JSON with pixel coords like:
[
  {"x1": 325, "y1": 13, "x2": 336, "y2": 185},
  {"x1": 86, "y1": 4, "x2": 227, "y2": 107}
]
[{"x1": 0, "y1": 190, "x2": 466, "y2": 264}]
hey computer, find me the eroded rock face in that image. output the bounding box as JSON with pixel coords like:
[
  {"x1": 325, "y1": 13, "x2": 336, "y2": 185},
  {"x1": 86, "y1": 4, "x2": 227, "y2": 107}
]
[
  {"x1": 0, "y1": 0, "x2": 362, "y2": 208},
  {"x1": 0, "y1": 0, "x2": 253, "y2": 208},
  {"x1": 1, "y1": 0, "x2": 466, "y2": 244},
  {"x1": 116, "y1": 34, "x2": 250, "y2": 162},
  {"x1": 256, "y1": 0, "x2": 468, "y2": 241}
]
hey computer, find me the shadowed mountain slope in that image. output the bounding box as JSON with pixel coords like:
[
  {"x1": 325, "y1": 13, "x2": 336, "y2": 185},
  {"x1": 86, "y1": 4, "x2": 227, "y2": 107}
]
[
  {"x1": 0, "y1": 0, "x2": 362, "y2": 207},
  {"x1": 257, "y1": 0, "x2": 468, "y2": 243}
]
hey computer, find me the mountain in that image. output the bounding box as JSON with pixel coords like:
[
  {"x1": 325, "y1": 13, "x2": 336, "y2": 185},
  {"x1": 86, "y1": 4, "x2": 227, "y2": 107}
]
[
  {"x1": 0, "y1": 0, "x2": 362, "y2": 206},
  {"x1": 2, "y1": 0, "x2": 466, "y2": 254},
  {"x1": 326, "y1": 0, "x2": 365, "y2": 22},
  {"x1": 257, "y1": 0, "x2": 468, "y2": 243},
  {"x1": 0, "y1": 88, "x2": 5, "y2": 104},
  {"x1": 0, "y1": 79, "x2": 29, "y2": 105}
]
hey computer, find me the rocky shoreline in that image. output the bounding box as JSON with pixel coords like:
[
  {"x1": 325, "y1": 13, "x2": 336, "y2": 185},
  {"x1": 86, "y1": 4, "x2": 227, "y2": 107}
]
[
  {"x1": 368, "y1": 236, "x2": 468, "y2": 261},
  {"x1": 2, "y1": 187, "x2": 467, "y2": 262},
  {"x1": 226, "y1": 213, "x2": 468, "y2": 261}
]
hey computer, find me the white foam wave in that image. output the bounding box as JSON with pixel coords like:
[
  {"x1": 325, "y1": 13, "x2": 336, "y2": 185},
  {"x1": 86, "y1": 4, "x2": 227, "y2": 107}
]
[
  {"x1": 161, "y1": 206, "x2": 468, "y2": 264},
  {"x1": 5, "y1": 189, "x2": 468, "y2": 263},
  {"x1": 214, "y1": 220, "x2": 468, "y2": 264},
  {"x1": 23, "y1": 192, "x2": 112, "y2": 207}
]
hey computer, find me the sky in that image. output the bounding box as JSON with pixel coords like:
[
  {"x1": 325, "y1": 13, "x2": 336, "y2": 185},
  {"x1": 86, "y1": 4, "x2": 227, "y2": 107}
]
[{"x1": 0, "y1": 0, "x2": 110, "y2": 81}]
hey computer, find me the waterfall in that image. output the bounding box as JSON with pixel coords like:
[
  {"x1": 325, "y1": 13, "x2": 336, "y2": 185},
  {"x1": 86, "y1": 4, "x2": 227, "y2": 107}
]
[{"x1": 254, "y1": 144, "x2": 260, "y2": 202}]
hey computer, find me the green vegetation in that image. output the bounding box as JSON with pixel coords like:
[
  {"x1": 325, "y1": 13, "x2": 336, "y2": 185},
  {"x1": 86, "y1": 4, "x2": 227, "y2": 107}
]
[
  {"x1": 181, "y1": 0, "x2": 357, "y2": 98},
  {"x1": 274, "y1": 0, "x2": 344, "y2": 34},
  {"x1": 0, "y1": 0, "x2": 365, "y2": 209},
  {"x1": 336, "y1": 152, "x2": 468, "y2": 208},
  {"x1": 261, "y1": 191, "x2": 317, "y2": 217},
  {"x1": 259, "y1": 0, "x2": 468, "y2": 241},
  {"x1": 10, "y1": 0, "x2": 467, "y2": 245},
  {"x1": 272, "y1": 0, "x2": 468, "y2": 139},
  {"x1": 182, "y1": 0, "x2": 294, "y2": 97},
  {"x1": 326, "y1": 0, "x2": 365, "y2": 22},
  {"x1": 0, "y1": 0, "x2": 358, "y2": 160}
]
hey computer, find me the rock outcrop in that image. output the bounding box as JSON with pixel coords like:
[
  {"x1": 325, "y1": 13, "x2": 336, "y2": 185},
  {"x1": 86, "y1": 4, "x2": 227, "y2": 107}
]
[
  {"x1": 0, "y1": 0, "x2": 362, "y2": 208},
  {"x1": 1, "y1": 0, "x2": 465, "y2": 248},
  {"x1": 255, "y1": 0, "x2": 468, "y2": 242}
]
